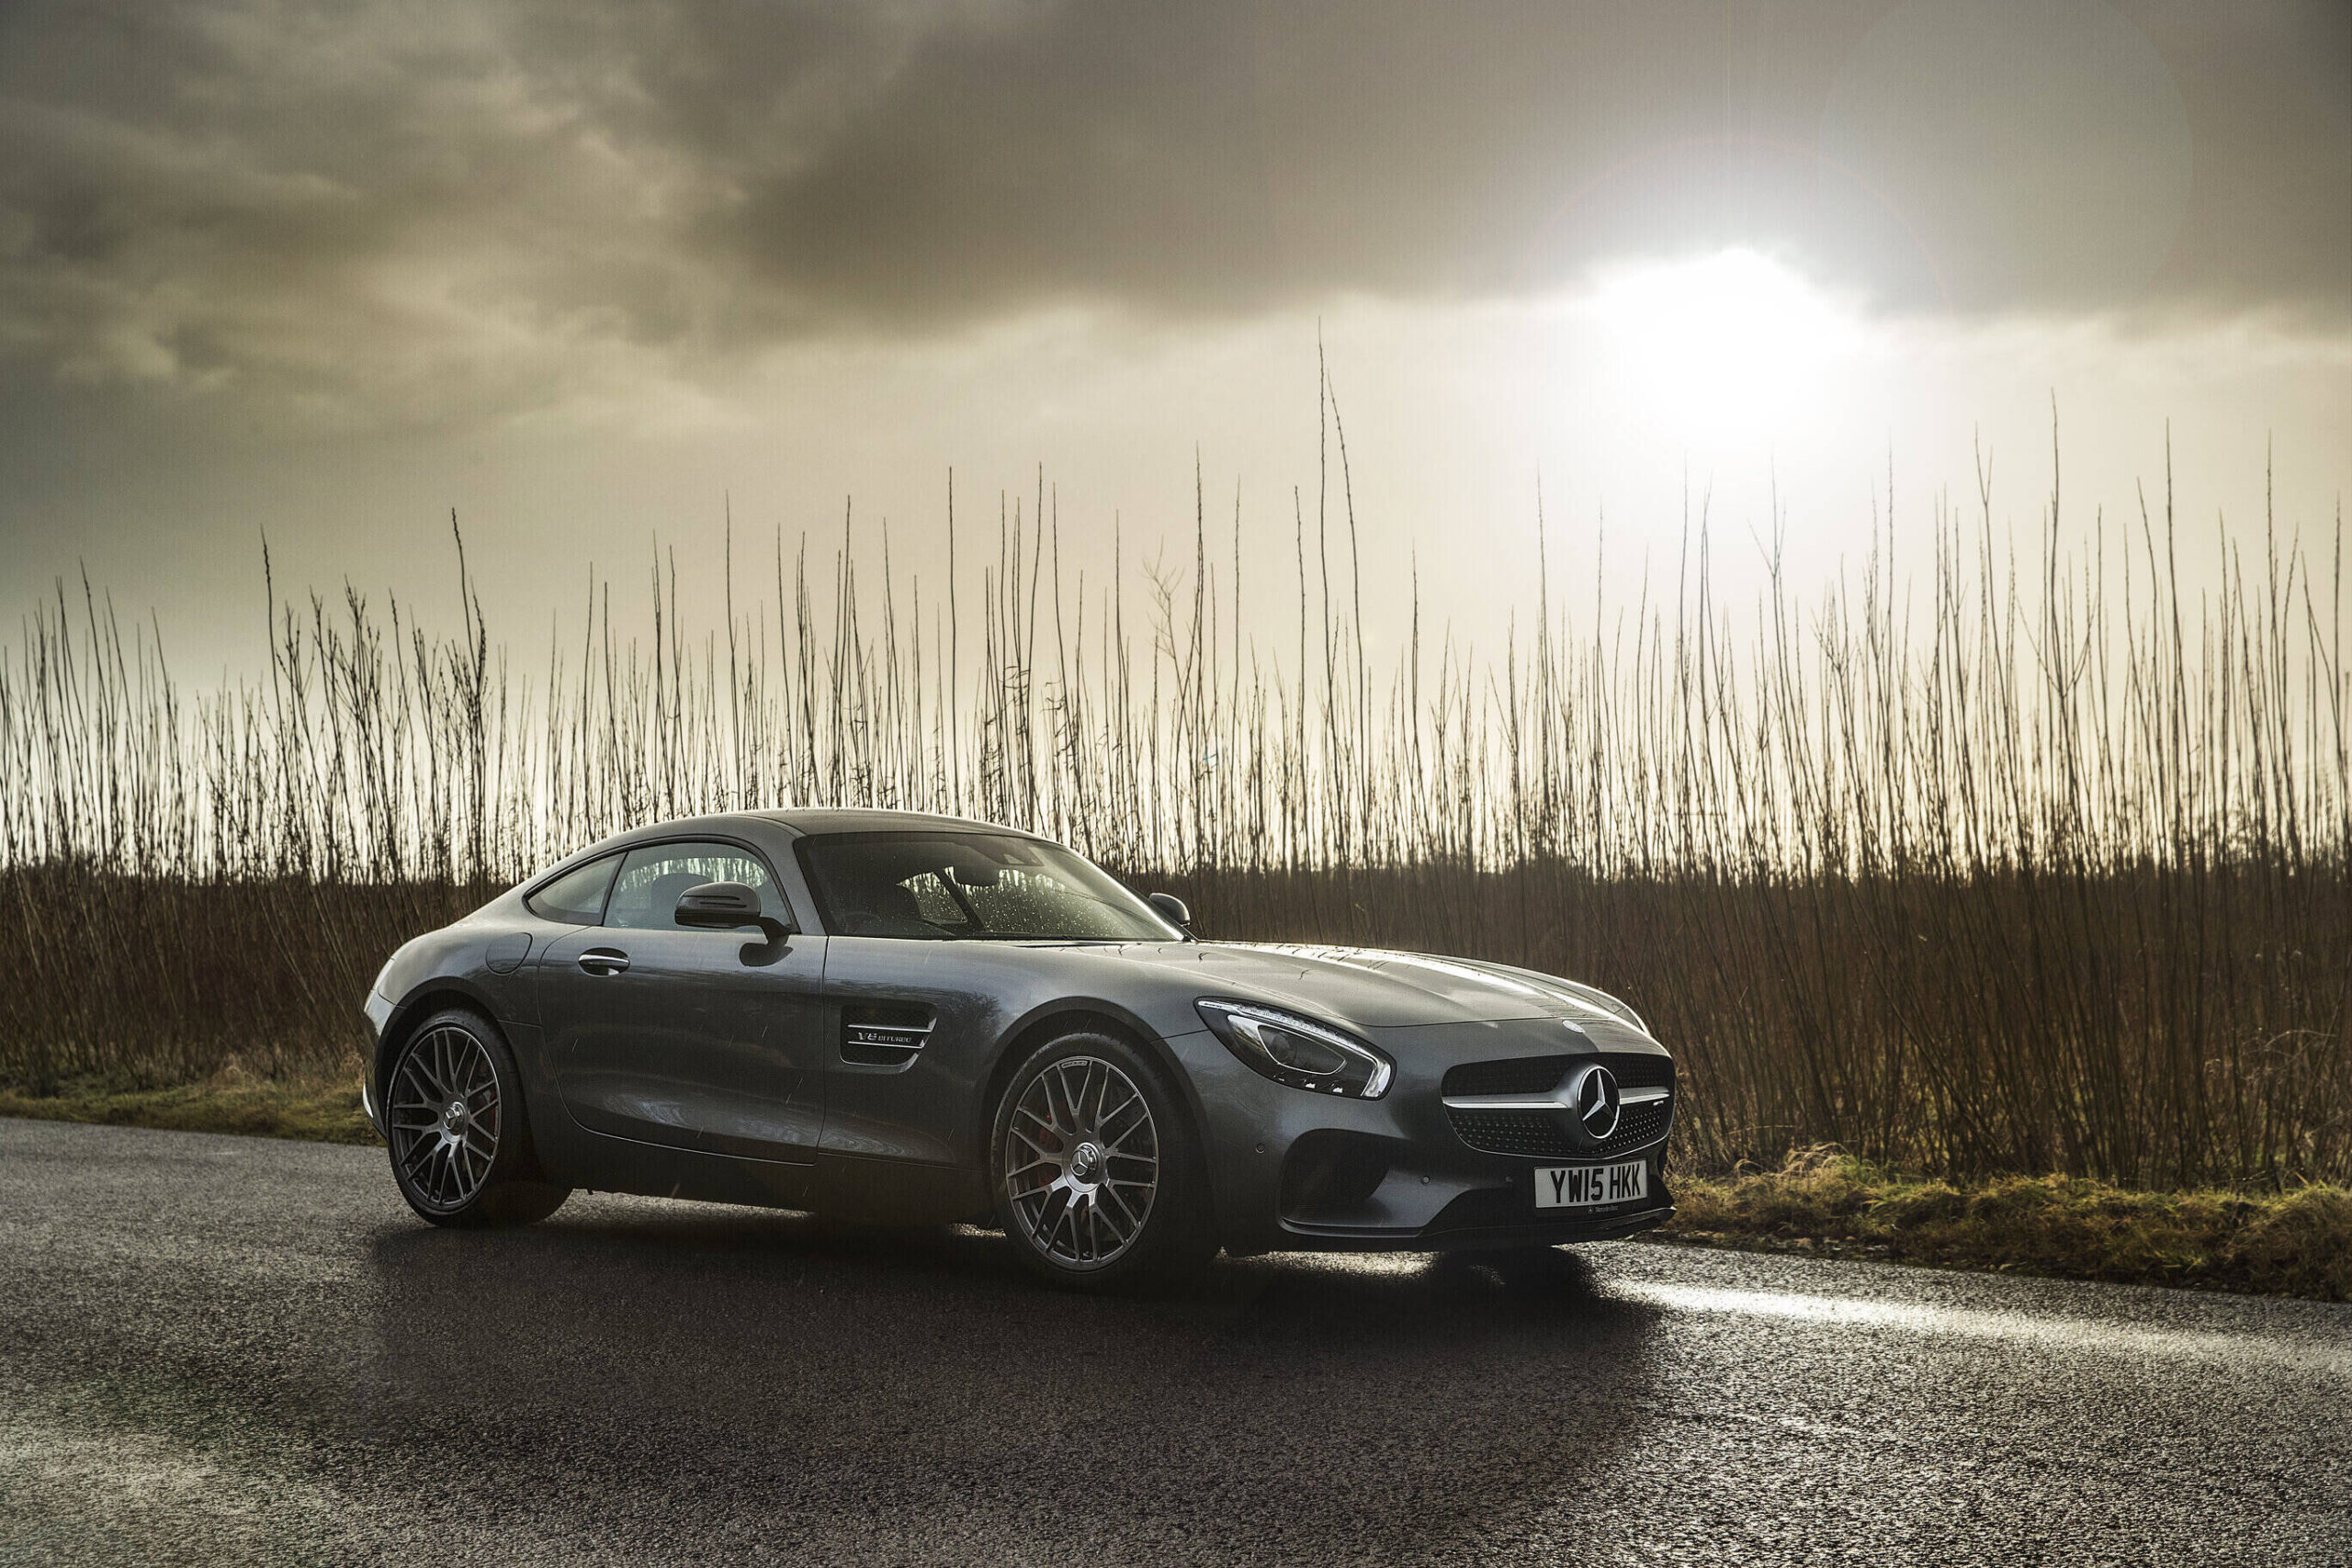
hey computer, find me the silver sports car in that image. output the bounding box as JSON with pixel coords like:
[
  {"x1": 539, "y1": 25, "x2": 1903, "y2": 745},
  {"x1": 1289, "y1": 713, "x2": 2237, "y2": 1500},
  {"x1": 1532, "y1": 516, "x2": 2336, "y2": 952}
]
[{"x1": 363, "y1": 809, "x2": 1677, "y2": 1289}]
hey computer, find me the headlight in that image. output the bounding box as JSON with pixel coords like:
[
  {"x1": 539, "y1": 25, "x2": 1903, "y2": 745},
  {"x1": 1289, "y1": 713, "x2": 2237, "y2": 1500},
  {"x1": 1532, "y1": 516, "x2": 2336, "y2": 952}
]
[{"x1": 1194, "y1": 999, "x2": 1393, "y2": 1099}]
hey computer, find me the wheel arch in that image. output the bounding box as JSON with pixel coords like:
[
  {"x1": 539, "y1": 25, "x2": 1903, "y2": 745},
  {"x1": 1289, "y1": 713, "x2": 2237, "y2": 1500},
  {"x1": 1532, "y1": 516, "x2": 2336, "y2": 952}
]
[
  {"x1": 372, "y1": 980, "x2": 508, "y2": 1107},
  {"x1": 977, "y1": 998, "x2": 1209, "y2": 1169}
]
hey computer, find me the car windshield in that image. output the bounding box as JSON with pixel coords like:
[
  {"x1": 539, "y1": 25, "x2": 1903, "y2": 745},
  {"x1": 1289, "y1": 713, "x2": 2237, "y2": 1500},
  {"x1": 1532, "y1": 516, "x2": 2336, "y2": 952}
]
[{"x1": 796, "y1": 831, "x2": 1180, "y2": 942}]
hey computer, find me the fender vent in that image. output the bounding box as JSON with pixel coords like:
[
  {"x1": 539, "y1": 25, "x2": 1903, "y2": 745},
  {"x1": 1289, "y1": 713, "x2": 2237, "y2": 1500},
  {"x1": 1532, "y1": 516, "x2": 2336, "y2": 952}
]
[{"x1": 841, "y1": 1002, "x2": 936, "y2": 1066}]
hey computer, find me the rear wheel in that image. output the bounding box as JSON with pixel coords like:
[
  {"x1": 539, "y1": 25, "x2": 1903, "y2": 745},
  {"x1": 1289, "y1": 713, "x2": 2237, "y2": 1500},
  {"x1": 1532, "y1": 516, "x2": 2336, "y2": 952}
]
[
  {"x1": 384, "y1": 1007, "x2": 570, "y2": 1228},
  {"x1": 990, "y1": 1030, "x2": 1215, "y2": 1292}
]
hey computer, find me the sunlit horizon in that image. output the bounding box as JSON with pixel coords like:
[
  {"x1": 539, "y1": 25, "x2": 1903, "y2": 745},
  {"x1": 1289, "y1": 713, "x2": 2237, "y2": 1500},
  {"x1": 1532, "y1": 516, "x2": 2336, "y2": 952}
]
[{"x1": 1580, "y1": 249, "x2": 1871, "y2": 444}]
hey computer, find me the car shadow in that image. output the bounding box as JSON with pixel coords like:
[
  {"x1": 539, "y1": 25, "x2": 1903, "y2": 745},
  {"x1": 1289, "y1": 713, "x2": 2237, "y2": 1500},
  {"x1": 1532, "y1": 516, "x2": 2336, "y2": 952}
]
[{"x1": 353, "y1": 1200, "x2": 1667, "y2": 1562}]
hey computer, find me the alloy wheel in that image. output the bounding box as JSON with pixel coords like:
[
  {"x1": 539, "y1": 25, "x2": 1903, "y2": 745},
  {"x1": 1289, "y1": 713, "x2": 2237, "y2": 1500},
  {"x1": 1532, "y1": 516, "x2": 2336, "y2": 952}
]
[
  {"x1": 1004, "y1": 1055, "x2": 1159, "y2": 1269},
  {"x1": 388, "y1": 1023, "x2": 503, "y2": 1212}
]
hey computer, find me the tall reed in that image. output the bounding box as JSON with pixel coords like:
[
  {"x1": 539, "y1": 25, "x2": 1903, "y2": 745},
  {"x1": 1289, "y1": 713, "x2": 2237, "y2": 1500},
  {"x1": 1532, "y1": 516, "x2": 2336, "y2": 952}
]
[{"x1": 3, "y1": 404, "x2": 2345, "y2": 1187}]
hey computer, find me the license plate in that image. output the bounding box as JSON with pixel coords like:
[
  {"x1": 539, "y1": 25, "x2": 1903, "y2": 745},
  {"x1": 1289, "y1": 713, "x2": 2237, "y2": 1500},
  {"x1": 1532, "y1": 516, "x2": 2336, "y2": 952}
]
[{"x1": 1532, "y1": 1159, "x2": 1648, "y2": 1209}]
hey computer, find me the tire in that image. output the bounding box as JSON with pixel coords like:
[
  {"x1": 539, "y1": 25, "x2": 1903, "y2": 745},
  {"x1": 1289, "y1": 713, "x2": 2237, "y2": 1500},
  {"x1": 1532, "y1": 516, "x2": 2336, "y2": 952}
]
[
  {"x1": 989, "y1": 1029, "x2": 1216, "y2": 1292},
  {"x1": 383, "y1": 1006, "x2": 571, "y2": 1229}
]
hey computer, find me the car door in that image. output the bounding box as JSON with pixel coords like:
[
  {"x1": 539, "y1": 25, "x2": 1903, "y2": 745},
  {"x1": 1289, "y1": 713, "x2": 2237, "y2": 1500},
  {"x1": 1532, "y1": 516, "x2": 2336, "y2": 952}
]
[
  {"x1": 537, "y1": 838, "x2": 827, "y2": 1164},
  {"x1": 801, "y1": 846, "x2": 1045, "y2": 1170}
]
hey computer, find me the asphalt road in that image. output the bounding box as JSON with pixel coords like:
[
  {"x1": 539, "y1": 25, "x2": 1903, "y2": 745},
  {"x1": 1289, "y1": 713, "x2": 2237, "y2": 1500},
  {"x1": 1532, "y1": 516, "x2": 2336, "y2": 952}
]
[{"x1": 3, "y1": 1119, "x2": 2346, "y2": 1567}]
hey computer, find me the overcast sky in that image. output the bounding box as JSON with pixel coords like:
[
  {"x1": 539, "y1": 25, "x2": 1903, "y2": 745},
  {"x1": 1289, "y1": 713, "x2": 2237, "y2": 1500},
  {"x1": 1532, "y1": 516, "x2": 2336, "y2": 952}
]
[{"x1": 0, "y1": 0, "x2": 2346, "y2": 678}]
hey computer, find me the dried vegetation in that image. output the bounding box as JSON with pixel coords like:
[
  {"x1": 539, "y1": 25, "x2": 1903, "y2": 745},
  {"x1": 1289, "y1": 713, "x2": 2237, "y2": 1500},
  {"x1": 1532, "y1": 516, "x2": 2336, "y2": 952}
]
[{"x1": 4, "y1": 393, "x2": 2346, "y2": 1191}]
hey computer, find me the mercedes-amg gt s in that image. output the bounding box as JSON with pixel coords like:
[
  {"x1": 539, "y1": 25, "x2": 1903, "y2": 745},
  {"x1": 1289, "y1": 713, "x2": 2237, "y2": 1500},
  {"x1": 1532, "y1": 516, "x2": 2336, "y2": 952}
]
[{"x1": 363, "y1": 810, "x2": 1676, "y2": 1289}]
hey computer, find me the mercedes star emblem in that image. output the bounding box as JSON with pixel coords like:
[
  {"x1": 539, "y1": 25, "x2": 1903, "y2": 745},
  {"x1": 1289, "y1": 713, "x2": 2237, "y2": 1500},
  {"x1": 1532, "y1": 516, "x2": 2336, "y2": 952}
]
[{"x1": 1566, "y1": 1062, "x2": 1622, "y2": 1143}]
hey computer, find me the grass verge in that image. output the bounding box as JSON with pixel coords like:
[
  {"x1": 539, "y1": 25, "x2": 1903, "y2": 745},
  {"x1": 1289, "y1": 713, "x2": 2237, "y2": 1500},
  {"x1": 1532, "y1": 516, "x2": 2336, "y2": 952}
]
[
  {"x1": 0, "y1": 1073, "x2": 379, "y2": 1146},
  {"x1": 1659, "y1": 1147, "x2": 2352, "y2": 1302},
  {"x1": 3, "y1": 1091, "x2": 2344, "y2": 1301}
]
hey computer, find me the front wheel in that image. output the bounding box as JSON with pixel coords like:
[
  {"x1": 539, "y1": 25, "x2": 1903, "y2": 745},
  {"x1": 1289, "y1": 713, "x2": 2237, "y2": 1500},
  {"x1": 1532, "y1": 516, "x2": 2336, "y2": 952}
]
[
  {"x1": 989, "y1": 1031, "x2": 1216, "y2": 1292},
  {"x1": 384, "y1": 1007, "x2": 570, "y2": 1228}
]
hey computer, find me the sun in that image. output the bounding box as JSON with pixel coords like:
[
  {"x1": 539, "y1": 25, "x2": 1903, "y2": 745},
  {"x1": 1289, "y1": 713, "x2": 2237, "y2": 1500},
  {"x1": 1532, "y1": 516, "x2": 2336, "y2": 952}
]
[{"x1": 1582, "y1": 249, "x2": 1860, "y2": 443}]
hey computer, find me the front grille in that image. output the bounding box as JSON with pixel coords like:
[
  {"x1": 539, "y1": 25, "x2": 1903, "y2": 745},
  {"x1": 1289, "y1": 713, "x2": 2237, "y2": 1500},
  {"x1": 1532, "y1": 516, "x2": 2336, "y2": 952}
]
[
  {"x1": 1442, "y1": 1048, "x2": 1671, "y2": 1099},
  {"x1": 1442, "y1": 1051, "x2": 1676, "y2": 1160},
  {"x1": 1596, "y1": 1051, "x2": 1674, "y2": 1090},
  {"x1": 1442, "y1": 1056, "x2": 1569, "y2": 1098},
  {"x1": 1597, "y1": 1095, "x2": 1672, "y2": 1156},
  {"x1": 1446, "y1": 1108, "x2": 1582, "y2": 1158}
]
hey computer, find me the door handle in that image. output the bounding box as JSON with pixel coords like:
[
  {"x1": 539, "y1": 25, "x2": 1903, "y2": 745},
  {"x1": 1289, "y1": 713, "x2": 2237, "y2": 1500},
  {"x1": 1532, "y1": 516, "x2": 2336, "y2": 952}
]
[{"x1": 577, "y1": 949, "x2": 630, "y2": 976}]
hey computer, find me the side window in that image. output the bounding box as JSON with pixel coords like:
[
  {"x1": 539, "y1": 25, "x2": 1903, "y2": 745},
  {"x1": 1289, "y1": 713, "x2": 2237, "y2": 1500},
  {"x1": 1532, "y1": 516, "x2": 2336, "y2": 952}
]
[
  {"x1": 525, "y1": 854, "x2": 620, "y2": 924},
  {"x1": 605, "y1": 840, "x2": 781, "y2": 931}
]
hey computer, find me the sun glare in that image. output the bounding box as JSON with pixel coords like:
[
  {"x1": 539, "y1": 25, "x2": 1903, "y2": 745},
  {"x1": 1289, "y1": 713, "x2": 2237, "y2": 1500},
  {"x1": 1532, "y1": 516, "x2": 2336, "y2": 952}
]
[{"x1": 1583, "y1": 249, "x2": 1861, "y2": 443}]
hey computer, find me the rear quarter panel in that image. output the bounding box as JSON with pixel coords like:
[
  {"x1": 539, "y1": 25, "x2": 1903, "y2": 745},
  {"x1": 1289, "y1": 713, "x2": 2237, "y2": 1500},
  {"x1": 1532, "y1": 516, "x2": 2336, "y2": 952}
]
[{"x1": 367, "y1": 899, "x2": 573, "y2": 1139}]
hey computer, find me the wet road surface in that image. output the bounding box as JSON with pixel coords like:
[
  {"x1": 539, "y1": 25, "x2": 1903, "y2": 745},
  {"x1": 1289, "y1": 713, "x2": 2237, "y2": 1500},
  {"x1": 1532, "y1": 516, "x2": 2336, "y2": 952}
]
[{"x1": 3, "y1": 1118, "x2": 2347, "y2": 1566}]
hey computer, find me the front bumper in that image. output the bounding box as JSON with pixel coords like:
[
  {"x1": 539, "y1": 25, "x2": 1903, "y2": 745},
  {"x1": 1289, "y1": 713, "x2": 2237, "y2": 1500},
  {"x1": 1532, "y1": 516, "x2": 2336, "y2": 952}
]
[
  {"x1": 1278, "y1": 1197, "x2": 1675, "y2": 1253},
  {"x1": 1165, "y1": 1022, "x2": 1677, "y2": 1255}
]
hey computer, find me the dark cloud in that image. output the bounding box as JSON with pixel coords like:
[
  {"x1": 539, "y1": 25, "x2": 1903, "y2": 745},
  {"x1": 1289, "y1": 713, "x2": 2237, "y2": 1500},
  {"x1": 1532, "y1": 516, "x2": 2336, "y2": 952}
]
[
  {"x1": 720, "y1": 0, "x2": 2347, "y2": 324},
  {"x1": 0, "y1": 0, "x2": 2342, "y2": 418}
]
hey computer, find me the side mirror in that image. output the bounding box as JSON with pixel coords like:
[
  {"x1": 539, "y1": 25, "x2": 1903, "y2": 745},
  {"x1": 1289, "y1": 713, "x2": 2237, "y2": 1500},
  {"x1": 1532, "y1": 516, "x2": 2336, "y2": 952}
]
[
  {"x1": 675, "y1": 882, "x2": 792, "y2": 942},
  {"x1": 1147, "y1": 892, "x2": 1193, "y2": 933}
]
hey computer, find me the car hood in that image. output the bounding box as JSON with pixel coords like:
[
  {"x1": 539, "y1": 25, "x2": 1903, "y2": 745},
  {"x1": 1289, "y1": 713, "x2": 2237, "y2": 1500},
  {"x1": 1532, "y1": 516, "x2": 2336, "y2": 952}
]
[{"x1": 1097, "y1": 941, "x2": 1645, "y2": 1033}]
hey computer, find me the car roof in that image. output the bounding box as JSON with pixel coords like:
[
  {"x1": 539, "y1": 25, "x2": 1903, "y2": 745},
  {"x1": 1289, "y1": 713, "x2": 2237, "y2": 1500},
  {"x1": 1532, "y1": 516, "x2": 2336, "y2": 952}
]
[
  {"x1": 528, "y1": 808, "x2": 1046, "y2": 885},
  {"x1": 743, "y1": 807, "x2": 1039, "y2": 839}
]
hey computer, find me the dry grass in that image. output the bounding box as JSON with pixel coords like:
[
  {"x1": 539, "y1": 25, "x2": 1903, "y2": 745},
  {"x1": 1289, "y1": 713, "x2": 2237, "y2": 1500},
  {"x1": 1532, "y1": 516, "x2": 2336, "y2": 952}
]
[
  {"x1": 2, "y1": 391, "x2": 2346, "y2": 1190},
  {"x1": 0, "y1": 869, "x2": 480, "y2": 1087},
  {"x1": 0, "y1": 1070, "x2": 377, "y2": 1145},
  {"x1": 1665, "y1": 1147, "x2": 2352, "y2": 1301}
]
